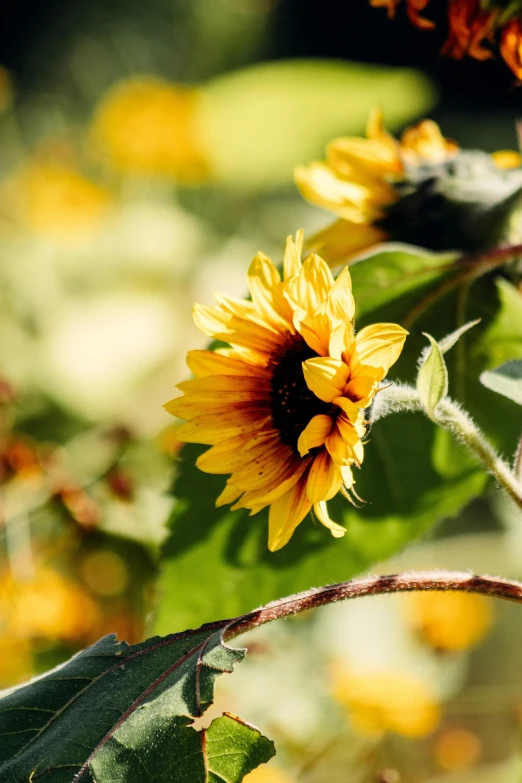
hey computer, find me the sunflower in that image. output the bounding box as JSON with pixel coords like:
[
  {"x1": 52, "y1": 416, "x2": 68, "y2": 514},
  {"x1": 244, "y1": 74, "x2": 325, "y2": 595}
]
[
  {"x1": 165, "y1": 233, "x2": 407, "y2": 552},
  {"x1": 295, "y1": 110, "x2": 522, "y2": 265},
  {"x1": 370, "y1": 0, "x2": 522, "y2": 79}
]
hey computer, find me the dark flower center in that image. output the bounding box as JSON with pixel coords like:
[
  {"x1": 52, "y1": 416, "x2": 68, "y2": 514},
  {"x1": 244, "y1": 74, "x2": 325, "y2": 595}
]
[{"x1": 269, "y1": 334, "x2": 335, "y2": 452}]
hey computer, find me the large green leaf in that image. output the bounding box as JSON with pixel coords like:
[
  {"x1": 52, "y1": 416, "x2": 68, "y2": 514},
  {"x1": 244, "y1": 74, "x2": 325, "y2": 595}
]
[
  {"x1": 199, "y1": 60, "x2": 435, "y2": 186},
  {"x1": 0, "y1": 629, "x2": 274, "y2": 782},
  {"x1": 155, "y1": 429, "x2": 485, "y2": 634}
]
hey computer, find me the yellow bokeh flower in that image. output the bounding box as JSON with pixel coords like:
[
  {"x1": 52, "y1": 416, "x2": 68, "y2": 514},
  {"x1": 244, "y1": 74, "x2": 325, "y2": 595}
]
[
  {"x1": 90, "y1": 77, "x2": 210, "y2": 181},
  {"x1": 244, "y1": 766, "x2": 295, "y2": 783},
  {"x1": 165, "y1": 232, "x2": 407, "y2": 551},
  {"x1": 0, "y1": 636, "x2": 33, "y2": 689},
  {"x1": 1, "y1": 161, "x2": 110, "y2": 244},
  {"x1": 0, "y1": 567, "x2": 100, "y2": 643},
  {"x1": 295, "y1": 109, "x2": 522, "y2": 264},
  {"x1": 331, "y1": 662, "x2": 440, "y2": 738},
  {"x1": 403, "y1": 591, "x2": 493, "y2": 652}
]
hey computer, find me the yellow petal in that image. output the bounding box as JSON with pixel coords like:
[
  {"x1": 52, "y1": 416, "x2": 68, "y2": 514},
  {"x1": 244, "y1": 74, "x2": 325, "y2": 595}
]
[
  {"x1": 326, "y1": 266, "x2": 355, "y2": 322},
  {"x1": 302, "y1": 357, "x2": 350, "y2": 402},
  {"x1": 354, "y1": 323, "x2": 408, "y2": 376},
  {"x1": 268, "y1": 475, "x2": 311, "y2": 552},
  {"x1": 306, "y1": 450, "x2": 343, "y2": 503},
  {"x1": 341, "y1": 465, "x2": 354, "y2": 489},
  {"x1": 295, "y1": 162, "x2": 376, "y2": 223},
  {"x1": 283, "y1": 231, "x2": 304, "y2": 280},
  {"x1": 196, "y1": 431, "x2": 278, "y2": 474},
  {"x1": 325, "y1": 427, "x2": 352, "y2": 466},
  {"x1": 313, "y1": 501, "x2": 346, "y2": 538},
  {"x1": 175, "y1": 410, "x2": 270, "y2": 444},
  {"x1": 337, "y1": 416, "x2": 365, "y2": 466},
  {"x1": 247, "y1": 252, "x2": 294, "y2": 333},
  {"x1": 177, "y1": 375, "x2": 270, "y2": 395},
  {"x1": 297, "y1": 414, "x2": 334, "y2": 456},
  {"x1": 235, "y1": 456, "x2": 311, "y2": 509},
  {"x1": 332, "y1": 396, "x2": 359, "y2": 422},
  {"x1": 344, "y1": 376, "x2": 377, "y2": 405},
  {"x1": 491, "y1": 149, "x2": 522, "y2": 169},
  {"x1": 216, "y1": 482, "x2": 243, "y2": 507},
  {"x1": 307, "y1": 219, "x2": 387, "y2": 267},
  {"x1": 193, "y1": 302, "x2": 281, "y2": 355},
  {"x1": 186, "y1": 350, "x2": 266, "y2": 378}
]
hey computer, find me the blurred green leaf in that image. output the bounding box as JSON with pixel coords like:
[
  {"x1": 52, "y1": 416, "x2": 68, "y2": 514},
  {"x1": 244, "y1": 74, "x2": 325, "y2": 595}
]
[
  {"x1": 480, "y1": 360, "x2": 522, "y2": 406},
  {"x1": 0, "y1": 631, "x2": 274, "y2": 783},
  {"x1": 199, "y1": 60, "x2": 436, "y2": 186}
]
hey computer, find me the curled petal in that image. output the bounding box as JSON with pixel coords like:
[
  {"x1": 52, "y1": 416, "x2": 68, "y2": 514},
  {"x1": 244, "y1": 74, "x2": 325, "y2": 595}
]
[
  {"x1": 297, "y1": 414, "x2": 334, "y2": 456},
  {"x1": 314, "y1": 500, "x2": 346, "y2": 538},
  {"x1": 354, "y1": 323, "x2": 408, "y2": 377},
  {"x1": 303, "y1": 357, "x2": 350, "y2": 402}
]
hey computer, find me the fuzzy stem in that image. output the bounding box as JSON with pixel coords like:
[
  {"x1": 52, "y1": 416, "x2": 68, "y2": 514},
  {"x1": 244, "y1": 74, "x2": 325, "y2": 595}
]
[
  {"x1": 437, "y1": 398, "x2": 522, "y2": 512},
  {"x1": 224, "y1": 571, "x2": 522, "y2": 639},
  {"x1": 515, "y1": 434, "x2": 522, "y2": 483}
]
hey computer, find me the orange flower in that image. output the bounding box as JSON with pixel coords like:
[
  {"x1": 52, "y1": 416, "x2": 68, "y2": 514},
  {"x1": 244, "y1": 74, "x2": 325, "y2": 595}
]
[
  {"x1": 442, "y1": 0, "x2": 497, "y2": 61},
  {"x1": 500, "y1": 17, "x2": 522, "y2": 79},
  {"x1": 369, "y1": 0, "x2": 522, "y2": 79},
  {"x1": 370, "y1": 0, "x2": 434, "y2": 29}
]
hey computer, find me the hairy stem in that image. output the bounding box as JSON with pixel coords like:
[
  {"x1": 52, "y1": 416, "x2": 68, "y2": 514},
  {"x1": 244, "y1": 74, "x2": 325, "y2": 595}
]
[
  {"x1": 225, "y1": 571, "x2": 522, "y2": 639},
  {"x1": 437, "y1": 398, "x2": 522, "y2": 512}
]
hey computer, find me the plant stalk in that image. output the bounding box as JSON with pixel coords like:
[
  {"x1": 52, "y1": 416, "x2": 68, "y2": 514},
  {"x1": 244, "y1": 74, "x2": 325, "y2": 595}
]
[{"x1": 225, "y1": 570, "x2": 522, "y2": 639}]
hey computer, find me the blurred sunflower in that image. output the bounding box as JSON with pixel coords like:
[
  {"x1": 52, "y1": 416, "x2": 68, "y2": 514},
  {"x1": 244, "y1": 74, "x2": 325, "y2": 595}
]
[
  {"x1": 165, "y1": 232, "x2": 407, "y2": 551},
  {"x1": 90, "y1": 77, "x2": 210, "y2": 181},
  {"x1": 403, "y1": 590, "x2": 493, "y2": 652},
  {"x1": 330, "y1": 661, "x2": 440, "y2": 738},
  {"x1": 296, "y1": 110, "x2": 522, "y2": 265},
  {"x1": 1, "y1": 566, "x2": 100, "y2": 643},
  {"x1": 1, "y1": 161, "x2": 110, "y2": 245},
  {"x1": 370, "y1": 0, "x2": 522, "y2": 79}
]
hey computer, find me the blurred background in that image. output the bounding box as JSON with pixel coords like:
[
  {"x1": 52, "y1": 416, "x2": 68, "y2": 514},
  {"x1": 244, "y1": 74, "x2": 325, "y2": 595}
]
[{"x1": 0, "y1": 0, "x2": 522, "y2": 780}]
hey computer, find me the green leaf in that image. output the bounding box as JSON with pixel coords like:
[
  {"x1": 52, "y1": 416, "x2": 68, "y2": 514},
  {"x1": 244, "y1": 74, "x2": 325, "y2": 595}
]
[
  {"x1": 155, "y1": 432, "x2": 486, "y2": 633},
  {"x1": 438, "y1": 319, "x2": 481, "y2": 353},
  {"x1": 480, "y1": 360, "x2": 522, "y2": 406},
  {"x1": 199, "y1": 61, "x2": 436, "y2": 186},
  {"x1": 0, "y1": 628, "x2": 274, "y2": 782},
  {"x1": 417, "y1": 334, "x2": 448, "y2": 418}
]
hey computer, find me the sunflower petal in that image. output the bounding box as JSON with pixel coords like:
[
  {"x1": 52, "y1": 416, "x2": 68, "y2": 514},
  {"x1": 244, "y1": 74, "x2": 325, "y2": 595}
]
[
  {"x1": 313, "y1": 500, "x2": 346, "y2": 538},
  {"x1": 354, "y1": 323, "x2": 408, "y2": 376},
  {"x1": 297, "y1": 414, "x2": 334, "y2": 456},
  {"x1": 268, "y1": 475, "x2": 311, "y2": 552},
  {"x1": 302, "y1": 357, "x2": 350, "y2": 402},
  {"x1": 306, "y1": 450, "x2": 343, "y2": 503}
]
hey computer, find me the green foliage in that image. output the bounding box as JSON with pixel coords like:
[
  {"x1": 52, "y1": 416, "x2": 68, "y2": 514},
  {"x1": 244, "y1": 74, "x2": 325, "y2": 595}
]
[
  {"x1": 480, "y1": 360, "x2": 522, "y2": 406},
  {"x1": 0, "y1": 629, "x2": 274, "y2": 782},
  {"x1": 200, "y1": 60, "x2": 435, "y2": 186}
]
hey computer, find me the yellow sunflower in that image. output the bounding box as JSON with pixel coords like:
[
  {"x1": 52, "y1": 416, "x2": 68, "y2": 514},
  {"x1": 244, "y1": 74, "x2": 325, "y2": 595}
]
[
  {"x1": 165, "y1": 233, "x2": 407, "y2": 551},
  {"x1": 295, "y1": 109, "x2": 522, "y2": 265}
]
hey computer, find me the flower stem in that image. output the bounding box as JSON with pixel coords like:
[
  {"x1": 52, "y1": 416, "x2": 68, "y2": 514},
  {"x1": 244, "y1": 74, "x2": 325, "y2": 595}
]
[
  {"x1": 437, "y1": 398, "x2": 522, "y2": 512},
  {"x1": 225, "y1": 571, "x2": 522, "y2": 639},
  {"x1": 403, "y1": 242, "x2": 522, "y2": 329}
]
